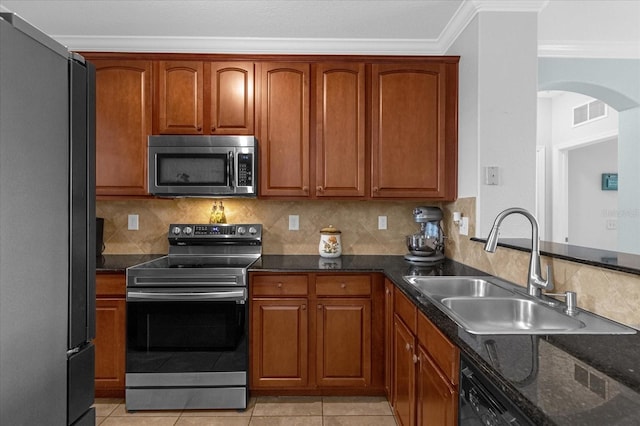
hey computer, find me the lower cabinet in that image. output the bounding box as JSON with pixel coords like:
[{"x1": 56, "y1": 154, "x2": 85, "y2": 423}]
[
  {"x1": 391, "y1": 287, "x2": 459, "y2": 426},
  {"x1": 249, "y1": 272, "x2": 384, "y2": 393},
  {"x1": 95, "y1": 273, "x2": 126, "y2": 397}
]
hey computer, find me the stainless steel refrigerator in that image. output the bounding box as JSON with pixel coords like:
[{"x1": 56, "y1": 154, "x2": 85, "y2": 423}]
[{"x1": 0, "y1": 12, "x2": 96, "y2": 426}]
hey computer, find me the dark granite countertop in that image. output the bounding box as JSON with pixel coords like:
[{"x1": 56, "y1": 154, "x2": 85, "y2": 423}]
[
  {"x1": 96, "y1": 254, "x2": 164, "y2": 272},
  {"x1": 252, "y1": 254, "x2": 640, "y2": 426},
  {"x1": 98, "y1": 253, "x2": 640, "y2": 424}
]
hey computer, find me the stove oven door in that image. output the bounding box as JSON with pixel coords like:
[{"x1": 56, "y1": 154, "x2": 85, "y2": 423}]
[{"x1": 125, "y1": 287, "x2": 248, "y2": 411}]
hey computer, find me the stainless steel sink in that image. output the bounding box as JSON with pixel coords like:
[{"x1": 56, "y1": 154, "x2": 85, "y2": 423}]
[
  {"x1": 440, "y1": 297, "x2": 585, "y2": 334},
  {"x1": 402, "y1": 276, "x2": 514, "y2": 300},
  {"x1": 402, "y1": 275, "x2": 637, "y2": 335}
]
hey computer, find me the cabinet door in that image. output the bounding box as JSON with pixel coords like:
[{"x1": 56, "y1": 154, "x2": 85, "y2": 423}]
[
  {"x1": 416, "y1": 346, "x2": 457, "y2": 426},
  {"x1": 393, "y1": 317, "x2": 416, "y2": 426},
  {"x1": 314, "y1": 63, "x2": 366, "y2": 197},
  {"x1": 250, "y1": 298, "x2": 309, "y2": 388},
  {"x1": 371, "y1": 62, "x2": 456, "y2": 200},
  {"x1": 385, "y1": 279, "x2": 395, "y2": 400},
  {"x1": 316, "y1": 298, "x2": 371, "y2": 387},
  {"x1": 94, "y1": 298, "x2": 126, "y2": 397},
  {"x1": 209, "y1": 62, "x2": 254, "y2": 135},
  {"x1": 157, "y1": 61, "x2": 204, "y2": 134},
  {"x1": 93, "y1": 60, "x2": 152, "y2": 196},
  {"x1": 257, "y1": 63, "x2": 310, "y2": 197}
]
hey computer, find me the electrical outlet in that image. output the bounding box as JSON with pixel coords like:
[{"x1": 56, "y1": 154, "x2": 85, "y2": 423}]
[
  {"x1": 289, "y1": 215, "x2": 299, "y2": 231},
  {"x1": 378, "y1": 215, "x2": 387, "y2": 230},
  {"x1": 485, "y1": 166, "x2": 499, "y2": 185},
  {"x1": 128, "y1": 214, "x2": 139, "y2": 230},
  {"x1": 459, "y1": 217, "x2": 469, "y2": 236}
]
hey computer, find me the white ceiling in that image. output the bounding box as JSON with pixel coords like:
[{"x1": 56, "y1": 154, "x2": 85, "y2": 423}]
[{"x1": 0, "y1": 0, "x2": 638, "y2": 56}]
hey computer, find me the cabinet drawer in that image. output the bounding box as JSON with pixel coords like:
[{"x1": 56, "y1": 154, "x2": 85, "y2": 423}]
[
  {"x1": 251, "y1": 275, "x2": 309, "y2": 296},
  {"x1": 394, "y1": 287, "x2": 417, "y2": 334},
  {"x1": 96, "y1": 273, "x2": 126, "y2": 297},
  {"x1": 417, "y1": 310, "x2": 459, "y2": 385},
  {"x1": 316, "y1": 275, "x2": 371, "y2": 296}
]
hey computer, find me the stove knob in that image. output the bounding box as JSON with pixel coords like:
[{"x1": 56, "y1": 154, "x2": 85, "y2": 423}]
[
  {"x1": 237, "y1": 226, "x2": 246, "y2": 235},
  {"x1": 249, "y1": 226, "x2": 258, "y2": 235},
  {"x1": 172, "y1": 226, "x2": 182, "y2": 235},
  {"x1": 183, "y1": 226, "x2": 193, "y2": 235}
]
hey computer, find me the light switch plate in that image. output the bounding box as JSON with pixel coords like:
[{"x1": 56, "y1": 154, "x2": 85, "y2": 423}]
[
  {"x1": 289, "y1": 215, "x2": 299, "y2": 231},
  {"x1": 128, "y1": 214, "x2": 139, "y2": 230},
  {"x1": 459, "y1": 217, "x2": 469, "y2": 236},
  {"x1": 378, "y1": 215, "x2": 387, "y2": 230}
]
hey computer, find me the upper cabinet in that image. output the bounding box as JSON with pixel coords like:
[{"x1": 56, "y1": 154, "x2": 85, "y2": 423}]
[
  {"x1": 156, "y1": 61, "x2": 204, "y2": 134},
  {"x1": 371, "y1": 62, "x2": 458, "y2": 200},
  {"x1": 257, "y1": 62, "x2": 310, "y2": 197},
  {"x1": 92, "y1": 59, "x2": 152, "y2": 197},
  {"x1": 314, "y1": 63, "x2": 366, "y2": 198},
  {"x1": 156, "y1": 61, "x2": 254, "y2": 135},
  {"x1": 209, "y1": 62, "x2": 254, "y2": 135},
  {"x1": 88, "y1": 54, "x2": 457, "y2": 200}
]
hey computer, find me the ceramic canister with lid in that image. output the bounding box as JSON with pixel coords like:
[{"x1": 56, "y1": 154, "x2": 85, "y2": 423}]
[{"x1": 319, "y1": 225, "x2": 342, "y2": 258}]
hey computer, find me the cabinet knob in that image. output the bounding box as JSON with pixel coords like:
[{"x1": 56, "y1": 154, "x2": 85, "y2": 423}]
[
  {"x1": 373, "y1": 186, "x2": 379, "y2": 193},
  {"x1": 340, "y1": 283, "x2": 347, "y2": 289},
  {"x1": 211, "y1": 126, "x2": 216, "y2": 131},
  {"x1": 277, "y1": 282, "x2": 283, "y2": 288},
  {"x1": 413, "y1": 354, "x2": 419, "y2": 364},
  {"x1": 317, "y1": 186, "x2": 323, "y2": 192},
  {"x1": 405, "y1": 343, "x2": 411, "y2": 352},
  {"x1": 318, "y1": 305, "x2": 322, "y2": 310},
  {"x1": 302, "y1": 304, "x2": 306, "y2": 310},
  {"x1": 302, "y1": 186, "x2": 309, "y2": 193},
  {"x1": 197, "y1": 126, "x2": 202, "y2": 131},
  {"x1": 385, "y1": 288, "x2": 390, "y2": 295}
]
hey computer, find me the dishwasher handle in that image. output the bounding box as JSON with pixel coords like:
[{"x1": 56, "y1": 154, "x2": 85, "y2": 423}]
[{"x1": 127, "y1": 288, "x2": 246, "y2": 302}]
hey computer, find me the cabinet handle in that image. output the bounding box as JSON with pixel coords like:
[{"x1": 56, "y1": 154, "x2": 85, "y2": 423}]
[
  {"x1": 405, "y1": 343, "x2": 411, "y2": 352},
  {"x1": 340, "y1": 283, "x2": 347, "y2": 289},
  {"x1": 373, "y1": 186, "x2": 379, "y2": 192},
  {"x1": 317, "y1": 186, "x2": 323, "y2": 192},
  {"x1": 302, "y1": 186, "x2": 309, "y2": 193},
  {"x1": 413, "y1": 354, "x2": 419, "y2": 364},
  {"x1": 385, "y1": 288, "x2": 390, "y2": 295},
  {"x1": 277, "y1": 282, "x2": 283, "y2": 288}
]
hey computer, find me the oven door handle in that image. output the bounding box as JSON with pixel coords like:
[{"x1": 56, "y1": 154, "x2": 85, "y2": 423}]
[{"x1": 127, "y1": 289, "x2": 246, "y2": 302}]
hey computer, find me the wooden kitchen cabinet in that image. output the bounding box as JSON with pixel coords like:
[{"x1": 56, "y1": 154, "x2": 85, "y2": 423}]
[
  {"x1": 250, "y1": 272, "x2": 384, "y2": 393},
  {"x1": 256, "y1": 62, "x2": 311, "y2": 197},
  {"x1": 156, "y1": 60, "x2": 204, "y2": 134},
  {"x1": 156, "y1": 60, "x2": 254, "y2": 135},
  {"x1": 91, "y1": 59, "x2": 152, "y2": 197},
  {"x1": 250, "y1": 274, "x2": 309, "y2": 389},
  {"x1": 392, "y1": 287, "x2": 458, "y2": 426},
  {"x1": 95, "y1": 273, "x2": 126, "y2": 397},
  {"x1": 314, "y1": 62, "x2": 366, "y2": 197},
  {"x1": 371, "y1": 62, "x2": 458, "y2": 200}
]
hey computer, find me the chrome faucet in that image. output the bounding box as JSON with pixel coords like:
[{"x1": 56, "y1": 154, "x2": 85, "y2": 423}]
[{"x1": 484, "y1": 207, "x2": 554, "y2": 297}]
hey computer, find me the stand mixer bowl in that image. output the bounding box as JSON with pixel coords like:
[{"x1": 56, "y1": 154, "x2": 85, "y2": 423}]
[{"x1": 406, "y1": 234, "x2": 439, "y2": 257}]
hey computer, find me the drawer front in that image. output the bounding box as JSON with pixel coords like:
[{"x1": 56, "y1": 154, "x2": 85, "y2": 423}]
[
  {"x1": 96, "y1": 273, "x2": 126, "y2": 297},
  {"x1": 417, "y1": 310, "x2": 459, "y2": 385},
  {"x1": 394, "y1": 287, "x2": 417, "y2": 334},
  {"x1": 251, "y1": 274, "x2": 309, "y2": 296},
  {"x1": 316, "y1": 275, "x2": 371, "y2": 296}
]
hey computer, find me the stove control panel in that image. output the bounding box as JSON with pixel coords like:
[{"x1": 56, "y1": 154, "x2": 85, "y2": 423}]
[{"x1": 168, "y1": 224, "x2": 262, "y2": 240}]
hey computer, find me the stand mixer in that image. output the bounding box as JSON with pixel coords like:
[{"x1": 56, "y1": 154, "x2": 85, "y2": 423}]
[{"x1": 404, "y1": 206, "x2": 445, "y2": 263}]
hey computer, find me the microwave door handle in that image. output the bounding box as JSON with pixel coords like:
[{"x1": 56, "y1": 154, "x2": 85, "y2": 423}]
[{"x1": 228, "y1": 151, "x2": 235, "y2": 189}]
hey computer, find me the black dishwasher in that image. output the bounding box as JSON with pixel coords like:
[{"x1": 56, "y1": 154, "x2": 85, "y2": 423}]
[{"x1": 459, "y1": 354, "x2": 534, "y2": 426}]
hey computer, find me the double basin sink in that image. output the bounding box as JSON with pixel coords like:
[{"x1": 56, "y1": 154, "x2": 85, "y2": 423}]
[{"x1": 402, "y1": 276, "x2": 636, "y2": 335}]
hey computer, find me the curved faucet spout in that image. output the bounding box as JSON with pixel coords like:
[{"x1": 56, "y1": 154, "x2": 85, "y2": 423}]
[{"x1": 484, "y1": 207, "x2": 553, "y2": 297}]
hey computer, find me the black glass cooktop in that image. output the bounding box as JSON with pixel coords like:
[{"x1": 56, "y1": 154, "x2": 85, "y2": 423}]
[{"x1": 133, "y1": 255, "x2": 259, "y2": 270}]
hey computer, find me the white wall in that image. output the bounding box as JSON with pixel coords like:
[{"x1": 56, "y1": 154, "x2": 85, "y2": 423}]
[{"x1": 447, "y1": 11, "x2": 538, "y2": 239}]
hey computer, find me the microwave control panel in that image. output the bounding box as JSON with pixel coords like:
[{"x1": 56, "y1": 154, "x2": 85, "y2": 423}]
[{"x1": 237, "y1": 153, "x2": 253, "y2": 187}]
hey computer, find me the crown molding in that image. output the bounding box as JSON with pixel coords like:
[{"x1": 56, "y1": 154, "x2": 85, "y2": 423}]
[
  {"x1": 539, "y1": 40, "x2": 640, "y2": 59},
  {"x1": 56, "y1": 35, "x2": 444, "y2": 55}
]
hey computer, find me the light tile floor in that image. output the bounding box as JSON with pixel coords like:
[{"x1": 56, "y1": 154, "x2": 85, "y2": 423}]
[{"x1": 95, "y1": 396, "x2": 397, "y2": 425}]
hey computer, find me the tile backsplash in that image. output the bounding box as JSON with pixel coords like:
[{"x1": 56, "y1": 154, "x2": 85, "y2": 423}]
[
  {"x1": 98, "y1": 196, "x2": 640, "y2": 329},
  {"x1": 97, "y1": 199, "x2": 438, "y2": 255}
]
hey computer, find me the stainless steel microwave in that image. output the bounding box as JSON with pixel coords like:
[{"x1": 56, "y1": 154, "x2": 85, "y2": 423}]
[{"x1": 148, "y1": 135, "x2": 257, "y2": 197}]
